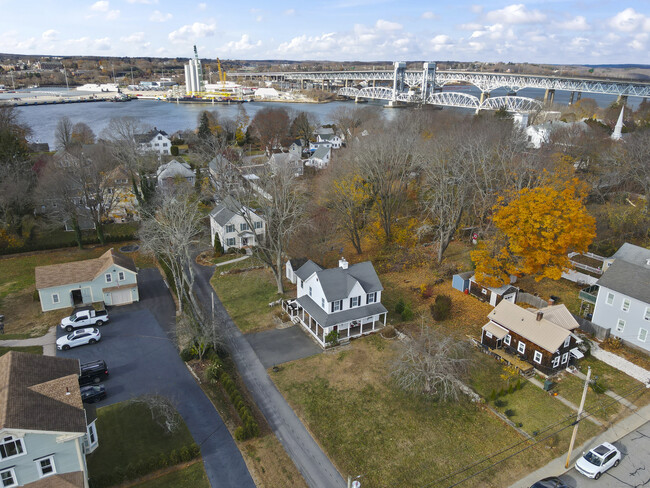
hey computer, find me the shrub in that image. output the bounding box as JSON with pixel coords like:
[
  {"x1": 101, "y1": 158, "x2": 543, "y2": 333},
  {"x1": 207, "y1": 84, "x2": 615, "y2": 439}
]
[
  {"x1": 33, "y1": 289, "x2": 40, "y2": 302},
  {"x1": 180, "y1": 348, "x2": 196, "y2": 362},
  {"x1": 401, "y1": 304, "x2": 413, "y2": 321},
  {"x1": 498, "y1": 387, "x2": 505, "y2": 397},
  {"x1": 494, "y1": 399, "x2": 507, "y2": 408},
  {"x1": 395, "y1": 298, "x2": 406, "y2": 314},
  {"x1": 234, "y1": 426, "x2": 246, "y2": 441},
  {"x1": 603, "y1": 336, "x2": 622, "y2": 350},
  {"x1": 504, "y1": 409, "x2": 515, "y2": 418},
  {"x1": 515, "y1": 378, "x2": 522, "y2": 390},
  {"x1": 168, "y1": 449, "x2": 181, "y2": 465},
  {"x1": 489, "y1": 390, "x2": 497, "y2": 402},
  {"x1": 189, "y1": 443, "x2": 201, "y2": 458},
  {"x1": 214, "y1": 234, "x2": 223, "y2": 256},
  {"x1": 508, "y1": 383, "x2": 515, "y2": 394},
  {"x1": 382, "y1": 325, "x2": 397, "y2": 338},
  {"x1": 591, "y1": 379, "x2": 607, "y2": 394},
  {"x1": 325, "y1": 330, "x2": 339, "y2": 345},
  {"x1": 179, "y1": 446, "x2": 192, "y2": 462},
  {"x1": 430, "y1": 294, "x2": 452, "y2": 321},
  {"x1": 170, "y1": 145, "x2": 179, "y2": 156}
]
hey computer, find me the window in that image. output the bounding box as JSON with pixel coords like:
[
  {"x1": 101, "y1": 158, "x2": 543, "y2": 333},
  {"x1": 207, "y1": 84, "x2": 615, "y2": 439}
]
[
  {"x1": 105, "y1": 273, "x2": 112, "y2": 283},
  {"x1": 606, "y1": 292, "x2": 615, "y2": 305},
  {"x1": 0, "y1": 468, "x2": 17, "y2": 487},
  {"x1": 563, "y1": 336, "x2": 571, "y2": 348},
  {"x1": 322, "y1": 298, "x2": 325, "y2": 308},
  {"x1": 52, "y1": 293, "x2": 59, "y2": 304},
  {"x1": 367, "y1": 292, "x2": 376, "y2": 304},
  {"x1": 0, "y1": 436, "x2": 25, "y2": 460},
  {"x1": 225, "y1": 224, "x2": 235, "y2": 233},
  {"x1": 561, "y1": 352, "x2": 569, "y2": 364},
  {"x1": 504, "y1": 334, "x2": 511, "y2": 346},
  {"x1": 645, "y1": 307, "x2": 650, "y2": 321},
  {"x1": 533, "y1": 351, "x2": 543, "y2": 364},
  {"x1": 226, "y1": 238, "x2": 236, "y2": 247},
  {"x1": 162, "y1": 143, "x2": 168, "y2": 147},
  {"x1": 332, "y1": 300, "x2": 342, "y2": 312},
  {"x1": 157, "y1": 135, "x2": 162, "y2": 140},
  {"x1": 88, "y1": 423, "x2": 96, "y2": 445},
  {"x1": 350, "y1": 296, "x2": 360, "y2": 308},
  {"x1": 616, "y1": 319, "x2": 626, "y2": 333},
  {"x1": 517, "y1": 341, "x2": 526, "y2": 354},
  {"x1": 240, "y1": 223, "x2": 250, "y2": 231},
  {"x1": 622, "y1": 298, "x2": 631, "y2": 312},
  {"x1": 481, "y1": 288, "x2": 488, "y2": 295},
  {"x1": 254, "y1": 221, "x2": 263, "y2": 229},
  {"x1": 639, "y1": 328, "x2": 648, "y2": 342},
  {"x1": 300, "y1": 280, "x2": 303, "y2": 289},
  {"x1": 309, "y1": 287, "x2": 312, "y2": 297},
  {"x1": 118, "y1": 271, "x2": 125, "y2": 281},
  {"x1": 552, "y1": 356, "x2": 561, "y2": 368},
  {"x1": 36, "y1": 456, "x2": 56, "y2": 478},
  {"x1": 154, "y1": 143, "x2": 159, "y2": 147},
  {"x1": 485, "y1": 331, "x2": 493, "y2": 339}
]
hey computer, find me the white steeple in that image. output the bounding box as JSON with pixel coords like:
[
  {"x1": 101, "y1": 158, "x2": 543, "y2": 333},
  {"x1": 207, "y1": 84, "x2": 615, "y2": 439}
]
[{"x1": 611, "y1": 105, "x2": 625, "y2": 141}]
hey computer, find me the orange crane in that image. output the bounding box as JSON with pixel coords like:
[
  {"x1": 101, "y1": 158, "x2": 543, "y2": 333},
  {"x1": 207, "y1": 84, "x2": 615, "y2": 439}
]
[{"x1": 216, "y1": 58, "x2": 226, "y2": 90}]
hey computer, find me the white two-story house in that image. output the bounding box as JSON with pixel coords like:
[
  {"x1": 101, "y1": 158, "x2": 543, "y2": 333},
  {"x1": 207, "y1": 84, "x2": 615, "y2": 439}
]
[
  {"x1": 209, "y1": 197, "x2": 265, "y2": 251},
  {"x1": 283, "y1": 258, "x2": 388, "y2": 347},
  {"x1": 0, "y1": 352, "x2": 99, "y2": 488},
  {"x1": 591, "y1": 243, "x2": 650, "y2": 353},
  {"x1": 135, "y1": 129, "x2": 171, "y2": 155}
]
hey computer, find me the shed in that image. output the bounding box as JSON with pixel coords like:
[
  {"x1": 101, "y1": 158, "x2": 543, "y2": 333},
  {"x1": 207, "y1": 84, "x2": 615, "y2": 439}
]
[
  {"x1": 469, "y1": 274, "x2": 518, "y2": 306},
  {"x1": 452, "y1": 271, "x2": 473, "y2": 293}
]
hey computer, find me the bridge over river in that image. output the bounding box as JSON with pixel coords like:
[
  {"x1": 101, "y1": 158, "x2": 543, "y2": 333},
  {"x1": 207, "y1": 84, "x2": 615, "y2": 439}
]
[{"x1": 230, "y1": 63, "x2": 650, "y2": 113}]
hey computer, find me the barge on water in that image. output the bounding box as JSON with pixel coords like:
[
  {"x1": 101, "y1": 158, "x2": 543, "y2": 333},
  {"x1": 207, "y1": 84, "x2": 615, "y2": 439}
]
[{"x1": 167, "y1": 96, "x2": 247, "y2": 104}]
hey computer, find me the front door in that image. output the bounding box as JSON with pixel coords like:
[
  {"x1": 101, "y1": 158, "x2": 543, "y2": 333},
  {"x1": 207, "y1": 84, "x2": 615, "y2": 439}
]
[
  {"x1": 71, "y1": 289, "x2": 83, "y2": 305},
  {"x1": 241, "y1": 237, "x2": 248, "y2": 246}
]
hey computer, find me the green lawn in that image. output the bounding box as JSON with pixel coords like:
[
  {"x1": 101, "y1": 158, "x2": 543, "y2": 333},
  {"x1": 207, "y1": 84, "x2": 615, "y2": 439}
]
[
  {"x1": 87, "y1": 400, "x2": 197, "y2": 485},
  {"x1": 211, "y1": 261, "x2": 287, "y2": 333},
  {"x1": 0, "y1": 346, "x2": 42, "y2": 356},
  {"x1": 130, "y1": 462, "x2": 209, "y2": 488}
]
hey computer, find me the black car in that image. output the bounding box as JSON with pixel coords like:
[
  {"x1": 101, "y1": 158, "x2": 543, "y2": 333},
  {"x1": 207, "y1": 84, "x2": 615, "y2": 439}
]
[
  {"x1": 530, "y1": 477, "x2": 569, "y2": 488},
  {"x1": 79, "y1": 359, "x2": 109, "y2": 386},
  {"x1": 80, "y1": 384, "x2": 107, "y2": 403}
]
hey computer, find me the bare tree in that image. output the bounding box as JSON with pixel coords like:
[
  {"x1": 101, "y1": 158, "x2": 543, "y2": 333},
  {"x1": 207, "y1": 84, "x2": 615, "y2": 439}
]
[
  {"x1": 131, "y1": 395, "x2": 181, "y2": 434},
  {"x1": 391, "y1": 325, "x2": 471, "y2": 402},
  {"x1": 331, "y1": 105, "x2": 381, "y2": 145},
  {"x1": 55, "y1": 116, "x2": 74, "y2": 151},
  {"x1": 619, "y1": 129, "x2": 650, "y2": 209},
  {"x1": 250, "y1": 107, "x2": 290, "y2": 152},
  {"x1": 71, "y1": 122, "x2": 96, "y2": 145}
]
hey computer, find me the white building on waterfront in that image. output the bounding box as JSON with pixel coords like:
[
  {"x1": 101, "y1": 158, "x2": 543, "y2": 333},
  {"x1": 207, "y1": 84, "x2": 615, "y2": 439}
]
[{"x1": 184, "y1": 47, "x2": 203, "y2": 95}]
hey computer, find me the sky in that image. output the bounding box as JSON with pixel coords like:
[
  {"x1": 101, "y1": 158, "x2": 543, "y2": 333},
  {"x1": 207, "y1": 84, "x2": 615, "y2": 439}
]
[{"x1": 0, "y1": 1, "x2": 648, "y2": 64}]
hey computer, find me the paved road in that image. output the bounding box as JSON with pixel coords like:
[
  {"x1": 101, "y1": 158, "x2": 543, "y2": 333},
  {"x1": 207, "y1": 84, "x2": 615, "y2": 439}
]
[
  {"x1": 56, "y1": 269, "x2": 255, "y2": 488},
  {"x1": 191, "y1": 255, "x2": 346, "y2": 488},
  {"x1": 246, "y1": 325, "x2": 322, "y2": 369},
  {"x1": 558, "y1": 421, "x2": 650, "y2": 488}
]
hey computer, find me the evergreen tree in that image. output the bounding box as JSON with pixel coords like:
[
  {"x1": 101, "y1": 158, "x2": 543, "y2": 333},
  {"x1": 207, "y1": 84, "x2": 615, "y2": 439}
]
[{"x1": 198, "y1": 112, "x2": 212, "y2": 140}]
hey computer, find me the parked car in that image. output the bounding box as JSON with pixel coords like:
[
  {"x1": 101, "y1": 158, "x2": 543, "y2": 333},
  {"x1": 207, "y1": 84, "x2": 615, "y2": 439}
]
[
  {"x1": 79, "y1": 359, "x2": 109, "y2": 386},
  {"x1": 530, "y1": 477, "x2": 569, "y2": 488},
  {"x1": 60, "y1": 308, "x2": 109, "y2": 332},
  {"x1": 80, "y1": 384, "x2": 107, "y2": 403},
  {"x1": 575, "y1": 442, "x2": 621, "y2": 479},
  {"x1": 56, "y1": 328, "x2": 101, "y2": 351}
]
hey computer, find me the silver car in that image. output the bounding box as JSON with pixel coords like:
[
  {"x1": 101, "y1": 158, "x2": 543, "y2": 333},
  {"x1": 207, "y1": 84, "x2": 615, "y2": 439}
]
[{"x1": 56, "y1": 327, "x2": 102, "y2": 351}]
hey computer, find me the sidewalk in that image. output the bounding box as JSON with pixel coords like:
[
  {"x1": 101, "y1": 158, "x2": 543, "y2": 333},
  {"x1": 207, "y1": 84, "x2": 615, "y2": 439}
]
[
  {"x1": 0, "y1": 327, "x2": 57, "y2": 356},
  {"x1": 591, "y1": 343, "x2": 650, "y2": 384},
  {"x1": 509, "y1": 402, "x2": 650, "y2": 488}
]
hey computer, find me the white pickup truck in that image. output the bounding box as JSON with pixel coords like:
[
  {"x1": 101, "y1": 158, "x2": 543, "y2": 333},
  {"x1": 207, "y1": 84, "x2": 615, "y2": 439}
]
[{"x1": 60, "y1": 309, "x2": 109, "y2": 332}]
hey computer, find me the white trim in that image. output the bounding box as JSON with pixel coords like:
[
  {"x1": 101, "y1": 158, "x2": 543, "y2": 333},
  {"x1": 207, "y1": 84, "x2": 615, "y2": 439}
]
[
  {"x1": 563, "y1": 336, "x2": 571, "y2": 348},
  {"x1": 0, "y1": 435, "x2": 26, "y2": 461},
  {"x1": 606, "y1": 292, "x2": 615, "y2": 305},
  {"x1": 35, "y1": 455, "x2": 56, "y2": 478},
  {"x1": 517, "y1": 341, "x2": 526, "y2": 354},
  {"x1": 118, "y1": 271, "x2": 125, "y2": 281},
  {"x1": 504, "y1": 334, "x2": 511, "y2": 346},
  {"x1": 638, "y1": 328, "x2": 648, "y2": 343},
  {"x1": 622, "y1": 298, "x2": 630, "y2": 312},
  {"x1": 533, "y1": 350, "x2": 543, "y2": 364},
  {"x1": 644, "y1": 307, "x2": 650, "y2": 322},
  {"x1": 616, "y1": 319, "x2": 626, "y2": 333},
  {"x1": 561, "y1": 352, "x2": 569, "y2": 364},
  {"x1": 485, "y1": 331, "x2": 493, "y2": 339},
  {"x1": 105, "y1": 273, "x2": 112, "y2": 283},
  {"x1": 51, "y1": 293, "x2": 60, "y2": 304},
  {"x1": 0, "y1": 467, "x2": 17, "y2": 488},
  {"x1": 552, "y1": 356, "x2": 561, "y2": 368}
]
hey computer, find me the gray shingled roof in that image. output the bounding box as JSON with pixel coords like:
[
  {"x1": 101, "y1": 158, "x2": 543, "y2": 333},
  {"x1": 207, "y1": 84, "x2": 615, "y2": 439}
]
[
  {"x1": 311, "y1": 145, "x2": 330, "y2": 161},
  {"x1": 316, "y1": 261, "x2": 383, "y2": 301},
  {"x1": 0, "y1": 352, "x2": 87, "y2": 433},
  {"x1": 597, "y1": 259, "x2": 650, "y2": 304},
  {"x1": 157, "y1": 159, "x2": 194, "y2": 179},
  {"x1": 611, "y1": 243, "x2": 650, "y2": 267},
  {"x1": 210, "y1": 205, "x2": 236, "y2": 227},
  {"x1": 295, "y1": 260, "x2": 323, "y2": 281},
  {"x1": 297, "y1": 294, "x2": 388, "y2": 328}
]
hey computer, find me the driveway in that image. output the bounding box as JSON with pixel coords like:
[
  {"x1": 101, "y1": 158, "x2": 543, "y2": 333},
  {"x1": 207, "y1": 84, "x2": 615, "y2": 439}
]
[
  {"x1": 56, "y1": 269, "x2": 255, "y2": 488},
  {"x1": 246, "y1": 325, "x2": 322, "y2": 368},
  {"x1": 559, "y1": 421, "x2": 650, "y2": 488}
]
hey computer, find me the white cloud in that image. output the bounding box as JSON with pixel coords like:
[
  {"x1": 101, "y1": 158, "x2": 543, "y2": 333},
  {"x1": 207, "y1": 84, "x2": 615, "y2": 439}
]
[
  {"x1": 421, "y1": 11, "x2": 436, "y2": 20},
  {"x1": 471, "y1": 5, "x2": 483, "y2": 14},
  {"x1": 554, "y1": 16, "x2": 589, "y2": 31},
  {"x1": 95, "y1": 37, "x2": 111, "y2": 50},
  {"x1": 107, "y1": 10, "x2": 120, "y2": 20},
  {"x1": 90, "y1": 1, "x2": 109, "y2": 12},
  {"x1": 121, "y1": 32, "x2": 145, "y2": 43},
  {"x1": 375, "y1": 19, "x2": 402, "y2": 31},
  {"x1": 430, "y1": 34, "x2": 452, "y2": 52},
  {"x1": 284, "y1": 9, "x2": 295, "y2": 15},
  {"x1": 198, "y1": 3, "x2": 207, "y2": 10},
  {"x1": 609, "y1": 8, "x2": 650, "y2": 33},
  {"x1": 459, "y1": 22, "x2": 482, "y2": 30},
  {"x1": 150, "y1": 10, "x2": 172, "y2": 22},
  {"x1": 126, "y1": 0, "x2": 158, "y2": 3},
  {"x1": 629, "y1": 33, "x2": 648, "y2": 50},
  {"x1": 485, "y1": 4, "x2": 546, "y2": 24},
  {"x1": 168, "y1": 22, "x2": 216, "y2": 42},
  {"x1": 225, "y1": 34, "x2": 262, "y2": 52},
  {"x1": 42, "y1": 29, "x2": 59, "y2": 41}
]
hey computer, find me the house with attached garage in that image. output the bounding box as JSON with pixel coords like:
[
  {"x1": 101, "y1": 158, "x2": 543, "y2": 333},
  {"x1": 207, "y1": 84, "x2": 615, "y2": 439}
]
[
  {"x1": 588, "y1": 243, "x2": 650, "y2": 353},
  {"x1": 35, "y1": 249, "x2": 139, "y2": 312},
  {"x1": 0, "y1": 351, "x2": 99, "y2": 488},
  {"x1": 481, "y1": 300, "x2": 583, "y2": 375},
  {"x1": 285, "y1": 258, "x2": 309, "y2": 284},
  {"x1": 282, "y1": 258, "x2": 388, "y2": 347},
  {"x1": 209, "y1": 197, "x2": 265, "y2": 252}
]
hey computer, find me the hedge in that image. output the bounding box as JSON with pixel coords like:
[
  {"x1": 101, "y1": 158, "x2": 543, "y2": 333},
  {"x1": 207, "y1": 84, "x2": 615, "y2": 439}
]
[
  {"x1": 217, "y1": 369, "x2": 260, "y2": 441},
  {"x1": 89, "y1": 443, "x2": 200, "y2": 488},
  {"x1": 0, "y1": 233, "x2": 136, "y2": 256}
]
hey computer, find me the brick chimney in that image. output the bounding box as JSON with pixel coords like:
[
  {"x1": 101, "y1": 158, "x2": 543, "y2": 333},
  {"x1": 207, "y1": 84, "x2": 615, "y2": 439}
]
[
  {"x1": 339, "y1": 257, "x2": 348, "y2": 270},
  {"x1": 536, "y1": 311, "x2": 544, "y2": 322}
]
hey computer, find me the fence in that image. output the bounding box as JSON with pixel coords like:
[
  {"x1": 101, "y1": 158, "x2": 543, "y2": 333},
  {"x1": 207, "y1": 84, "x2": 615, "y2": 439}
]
[
  {"x1": 572, "y1": 314, "x2": 610, "y2": 340},
  {"x1": 516, "y1": 292, "x2": 548, "y2": 309}
]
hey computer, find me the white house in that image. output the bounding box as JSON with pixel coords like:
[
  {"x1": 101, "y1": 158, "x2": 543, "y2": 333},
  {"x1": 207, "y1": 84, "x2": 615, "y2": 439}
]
[
  {"x1": 524, "y1": 120, "x2": 590, "y2": 149},
  {"x1": 267, "y1": 152, "x2": 303, "y2": 177},
  {"x1": 285, "y1": 257, "x2": 309, "y2": 284},
  {"x1": 210, "y1": 197, "x2": 265, "y2": 251},
  {"x1": 135, "y1": 129, "x2": 172, "y2": 155},
  {"x1": 306, "y1": 145, "x2": 331, "y2": 169},
  {"x1": 309, "y1": 140, "x2": 332, "y2": 151},
  {"x1": 590, "y1": 243, "x2": 650, "y2": 353},
  {"x1": 317, "y1": 133, "x2": 343, "y2": 149},
  {"x1": 283, "y1": 258, "x2": 388, "y2": 347},
  {"x1": 156, "y1": 159, "x2": 195, "y2": 188}
]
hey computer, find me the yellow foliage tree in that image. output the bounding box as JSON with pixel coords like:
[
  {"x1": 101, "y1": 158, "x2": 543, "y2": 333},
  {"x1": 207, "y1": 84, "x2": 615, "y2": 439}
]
[
  {"x1": 471, "y1": 178, "x2": 596, "y2": 286},
  {"x1": 327, "y1": 174, "x2": 371, "y2": 254}
]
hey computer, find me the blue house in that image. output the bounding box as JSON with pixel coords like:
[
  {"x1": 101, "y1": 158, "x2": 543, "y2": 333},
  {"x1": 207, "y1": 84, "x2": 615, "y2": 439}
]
[{"x1": 35, "y1": 249, "x2": 139, "y2": 312}]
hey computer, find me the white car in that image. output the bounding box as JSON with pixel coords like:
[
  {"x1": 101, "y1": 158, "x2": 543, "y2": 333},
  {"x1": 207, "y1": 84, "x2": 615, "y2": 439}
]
[
  {"x1": 575, "y1": 442, "x2": 621, "y2": 479},
  {"x1": 56, "y1": 328, "x2": 102, "y2": 351}
]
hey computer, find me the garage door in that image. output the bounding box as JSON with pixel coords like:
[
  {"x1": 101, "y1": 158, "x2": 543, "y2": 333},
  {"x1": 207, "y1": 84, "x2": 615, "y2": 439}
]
[{"x1": 111, "y1": 289, "x2": 133, "y2": 306}]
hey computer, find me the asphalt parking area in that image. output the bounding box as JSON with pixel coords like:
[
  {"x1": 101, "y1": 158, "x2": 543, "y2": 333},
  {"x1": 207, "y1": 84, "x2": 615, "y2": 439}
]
[{"x1": 245, "y1": 325, "x2": 322, "y2": 368}]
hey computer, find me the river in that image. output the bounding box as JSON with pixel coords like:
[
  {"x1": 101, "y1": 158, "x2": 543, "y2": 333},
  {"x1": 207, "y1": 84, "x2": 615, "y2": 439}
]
[{"x1": 10, "y1": 86, "x2": 643, "y2": 147}]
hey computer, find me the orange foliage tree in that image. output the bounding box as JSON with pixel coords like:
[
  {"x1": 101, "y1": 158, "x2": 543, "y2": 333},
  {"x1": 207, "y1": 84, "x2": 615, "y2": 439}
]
[{"x1": 471, "y1": 178, "x2": 596, "y2": 286}]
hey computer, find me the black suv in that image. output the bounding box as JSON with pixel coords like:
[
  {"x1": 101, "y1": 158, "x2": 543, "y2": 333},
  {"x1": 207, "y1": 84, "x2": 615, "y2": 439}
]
[{"x1": 79, "y1": 360, "x2": 109, "y2": 386}]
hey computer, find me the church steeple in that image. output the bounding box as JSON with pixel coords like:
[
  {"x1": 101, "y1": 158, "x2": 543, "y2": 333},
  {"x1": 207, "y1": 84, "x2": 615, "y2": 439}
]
[{"x1": 611, "y1": 105, "x2": 625, "y2": 141}]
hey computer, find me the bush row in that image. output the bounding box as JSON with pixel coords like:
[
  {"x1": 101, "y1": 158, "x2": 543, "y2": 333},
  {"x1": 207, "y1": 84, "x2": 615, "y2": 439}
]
[
  {"x1": 90, "y1": 443, "x2": 200, "y2": 488},
  {"x1": 488, "y1": 379, "x2": 524, "y2": 402},
  {"x1": 0, "y1": 233, "x2": 136, "y2": 256}
]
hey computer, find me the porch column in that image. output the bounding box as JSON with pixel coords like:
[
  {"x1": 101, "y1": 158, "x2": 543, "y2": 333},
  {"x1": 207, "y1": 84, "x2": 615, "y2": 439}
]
[
  {"x1": 372, "y1": 316, "x2": 376, "y2": 331},
  {"x1": 383, "y1": 313, "x2": 387, "y2": 326}
]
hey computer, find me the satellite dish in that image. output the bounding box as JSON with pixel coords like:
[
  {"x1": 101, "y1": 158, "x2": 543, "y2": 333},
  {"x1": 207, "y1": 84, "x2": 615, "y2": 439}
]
[{"x1": 352, "y1": 481, "x2": 361, "y2": 488}]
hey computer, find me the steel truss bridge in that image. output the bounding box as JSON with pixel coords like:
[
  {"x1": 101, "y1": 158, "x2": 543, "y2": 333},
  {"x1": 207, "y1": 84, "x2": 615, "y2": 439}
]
[{"x1": 231, "y1": 62, "x2": 650, "y2": 112}]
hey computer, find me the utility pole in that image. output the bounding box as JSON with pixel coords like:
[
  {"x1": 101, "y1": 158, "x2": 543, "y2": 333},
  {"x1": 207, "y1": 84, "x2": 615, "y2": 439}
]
[{"x1": 565, "y1": 366, "x2": 591, "y2": 468}]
